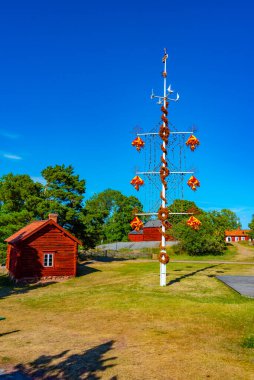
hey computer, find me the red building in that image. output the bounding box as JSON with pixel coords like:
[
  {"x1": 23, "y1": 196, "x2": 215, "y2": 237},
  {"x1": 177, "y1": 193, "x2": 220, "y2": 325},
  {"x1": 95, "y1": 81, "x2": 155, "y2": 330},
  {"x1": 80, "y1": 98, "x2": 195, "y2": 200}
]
[
  {"x1": 5, "y1": 214, "x2": 82, "y2": 281},
  {"x1": 128, "y1": 229, "x2": 144, "y2": 242},
  {"x1": 225, "y1": 229, "x2": 250, "y2": 243},
  {"x1": 128, "y1": 220, "x2": 174, "y2": 242}
]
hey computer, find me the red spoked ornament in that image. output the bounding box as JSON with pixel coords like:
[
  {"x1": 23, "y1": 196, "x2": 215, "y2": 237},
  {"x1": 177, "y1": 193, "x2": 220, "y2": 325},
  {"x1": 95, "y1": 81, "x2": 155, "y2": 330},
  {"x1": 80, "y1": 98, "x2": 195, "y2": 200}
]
[
  {"x1": 130, "y1": 175, "x2": 144, "y2": 191},
  {"x1": 186, "y1": 134, "x2": 200, "y2": 151},
  {"x1": 130, "y1": 216, "x2": 143, "y2": 231},
  {"x1": 132, "y1": 137, "x2": 145, "y2": 152},
  {"x1": 187, "y1": 216, "x2": 202, "y2": 230},
  {"x1": 187, "y1": 176, "x2": 200, "y2": 191},
  {"x1": 158, "y1": 252, "x2": 169, "y2": 264}
]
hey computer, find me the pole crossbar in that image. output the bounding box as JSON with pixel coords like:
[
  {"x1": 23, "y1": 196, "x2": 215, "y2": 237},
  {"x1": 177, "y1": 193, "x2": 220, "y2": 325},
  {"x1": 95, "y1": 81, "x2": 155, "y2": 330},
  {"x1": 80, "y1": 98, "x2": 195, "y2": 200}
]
[
  {"x1": 135, "y1": 212, "x2": 193, "y2": 216},
  {"x1": 136, "y1": 171, "x2": 194, "y2": 175},
  {"x1": 137, "y1": 132, "x2": 192, "y2": 136}
]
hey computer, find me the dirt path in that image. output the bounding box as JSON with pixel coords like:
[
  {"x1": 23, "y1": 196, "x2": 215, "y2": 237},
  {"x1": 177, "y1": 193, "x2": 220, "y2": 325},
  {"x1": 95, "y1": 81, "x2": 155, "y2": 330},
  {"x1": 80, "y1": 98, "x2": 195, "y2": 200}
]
[{"x1": 234, "y1": 242, "x2": 254, "y2": 261}]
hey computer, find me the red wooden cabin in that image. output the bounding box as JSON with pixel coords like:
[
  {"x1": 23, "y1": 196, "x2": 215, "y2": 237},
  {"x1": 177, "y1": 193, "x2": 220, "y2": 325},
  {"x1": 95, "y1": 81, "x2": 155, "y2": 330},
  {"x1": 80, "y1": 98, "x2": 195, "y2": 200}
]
[
  {"x1": 128, "y1": 220, "x2": 175, "y2": 242},
  {"x1": 225, "y1": 229, "x2": 250, "y2": 243},
  {"x1": 128, "y1": 229, "x2": 144, "y2": 242},
  {"x1": 5, "y1": 214, "x2": 82, "y2": 281}
]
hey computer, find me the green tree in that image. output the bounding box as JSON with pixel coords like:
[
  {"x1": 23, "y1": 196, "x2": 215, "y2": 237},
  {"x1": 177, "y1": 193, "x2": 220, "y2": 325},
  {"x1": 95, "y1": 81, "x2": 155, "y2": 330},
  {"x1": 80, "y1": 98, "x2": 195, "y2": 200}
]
[
  {"x1": 248, "y1": 215, "x2": 254, "y2": 240},
  {"x1": 83, "y1": 189, "x2": 143, "y2": 247},
  {"x1": 172, "y1": 212, "x2": 226, "y2": 256},
  {"x1": 0, "y1": 173, "x2": 42, "y2": 214},
  {"x1": 167, "y1": 199, "x2": 202, "y2": 225},
  {"x1": 0, "y1": 165, "x2": 86, "y2": 261},
  {"x1": 0, "y1": 174, "x2": 43, "y2": 261},
  {"x1": 41, "y1": 164, "x2": 86, "y2": 241},
  {"x1": 209, "y1": 209, "x2": 241, "y2": 233},
  {"x1": 0, "y1": 210, "x2": 34, "y2": 263}
]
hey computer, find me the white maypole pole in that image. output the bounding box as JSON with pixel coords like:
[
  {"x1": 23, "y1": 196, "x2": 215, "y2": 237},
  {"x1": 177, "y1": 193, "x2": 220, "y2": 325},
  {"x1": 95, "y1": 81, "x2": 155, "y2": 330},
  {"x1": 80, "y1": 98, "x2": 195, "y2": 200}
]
[
  {"x1": 151, "y1": 49, "x2": 179, "y2": 286},
  {"x1": 131, "y1": 49, "x2": 202, "y2": 287},
  {"x1": 160, "y1": 49, "x2": 168, "y2": 286}
]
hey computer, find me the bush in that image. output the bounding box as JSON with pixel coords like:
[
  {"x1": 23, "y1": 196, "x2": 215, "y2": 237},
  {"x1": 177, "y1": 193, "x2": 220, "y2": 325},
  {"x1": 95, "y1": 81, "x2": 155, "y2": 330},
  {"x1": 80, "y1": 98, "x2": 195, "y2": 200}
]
[
  {"x1": 171, "y1": 213, "x2": 226, "y2": 256},
  {"x1": 242, "y1": 335, "x2": 254, "y2": 348}
]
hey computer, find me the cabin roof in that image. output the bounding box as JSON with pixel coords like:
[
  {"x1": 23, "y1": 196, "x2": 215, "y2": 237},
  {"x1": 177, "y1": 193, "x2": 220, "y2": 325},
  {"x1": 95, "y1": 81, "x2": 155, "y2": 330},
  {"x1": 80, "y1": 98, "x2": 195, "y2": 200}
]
[
  {"x1": 128, "y1": 229, "x2": 144, "y2": 235},
  {"x1": 5, "y1": 219, "x2": 82, "y2": 245},
  {"x1": 225, "y1": 229, "x2": 250, "y2": 237},
  {"x1": 129, "y1": 219, "x2": 162, "y2": 235},
  {"x1": 144, "y1": 220, "x2": 162, "y2": 228}
]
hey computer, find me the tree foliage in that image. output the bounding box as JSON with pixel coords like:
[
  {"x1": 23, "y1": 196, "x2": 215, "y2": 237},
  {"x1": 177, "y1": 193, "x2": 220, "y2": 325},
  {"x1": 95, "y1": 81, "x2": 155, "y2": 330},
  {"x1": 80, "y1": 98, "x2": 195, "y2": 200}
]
[
  {"x1": 0, "y1": 165, "x2": 243, "y2": 260},
  {"x1": 167, "y1": 199, "x2": 202, "y2": 225},
  {"x1": 0, "y1": 173, "x2": 42, "y2": 213},
  {"x1": 171, "y1": 206, "x2": 240, "y2": 256},
  {"x1": 209, "y1": 209, "x2": 241, "y2": 232},
  {"x1": 0, "y1": 165, "x2": 86, "y2": 261},
  {"x1": 41, "y1": 165, "x2": 86, "y2": 241},
  {"x1": 0, "y1": 167, "x2": 142, "y2": 260},
  {"x1": 172, "y1": 212, "x2": 227, "y2": 256},
  {"x1": 83, "y1": 189, "x2": 143, "y2": 248},
  {"x1": 248, "y1": 215, "x2": 254, "y2": 240}
]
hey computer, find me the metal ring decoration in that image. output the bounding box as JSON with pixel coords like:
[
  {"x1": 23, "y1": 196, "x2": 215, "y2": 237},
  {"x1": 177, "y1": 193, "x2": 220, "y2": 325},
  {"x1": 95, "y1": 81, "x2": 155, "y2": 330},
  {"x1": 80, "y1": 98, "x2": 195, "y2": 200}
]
[
  {"x1": 160, "y1": 166, "x2": 170, "y2": 177},
  {"x1": 158, "y1": 252, "x2": 169, "y2": 264},
  {"x1": 158, "y1": 206, "x2": 169, "y2": 222}
]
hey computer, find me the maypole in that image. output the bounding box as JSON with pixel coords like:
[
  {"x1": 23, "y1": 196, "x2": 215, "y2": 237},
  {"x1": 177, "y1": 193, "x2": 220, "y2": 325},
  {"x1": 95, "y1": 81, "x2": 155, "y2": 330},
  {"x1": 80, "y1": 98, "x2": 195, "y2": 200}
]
[
  {"x1": 153, "y1": 49, "x2": 180, "y2": 286},
  {"x1": 130, "y1": 49, "x2": 201, "y2": 287}
]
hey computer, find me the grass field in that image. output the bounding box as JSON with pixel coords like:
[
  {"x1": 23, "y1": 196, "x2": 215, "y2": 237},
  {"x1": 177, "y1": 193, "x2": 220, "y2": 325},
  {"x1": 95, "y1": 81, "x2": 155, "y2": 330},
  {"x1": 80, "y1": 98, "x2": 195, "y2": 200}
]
[{"x1": 0, "y1": 259, "x2": 254, "y2": 379}]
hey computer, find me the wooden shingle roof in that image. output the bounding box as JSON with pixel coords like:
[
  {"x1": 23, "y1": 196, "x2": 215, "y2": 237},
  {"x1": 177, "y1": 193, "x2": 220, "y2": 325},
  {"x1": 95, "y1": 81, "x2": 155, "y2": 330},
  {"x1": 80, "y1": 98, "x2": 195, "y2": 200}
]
[
  {"x1": 225, "y1": 229, "x2": 250, "y2": 237},
  {"x1": 5, "y1": 219, "x2": 82, "y2": 245}
]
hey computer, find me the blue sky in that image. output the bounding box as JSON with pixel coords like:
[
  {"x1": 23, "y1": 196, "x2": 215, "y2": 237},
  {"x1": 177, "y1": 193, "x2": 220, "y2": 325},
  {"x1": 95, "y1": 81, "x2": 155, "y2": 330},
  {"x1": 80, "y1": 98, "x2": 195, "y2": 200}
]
[{"x1": 0, "y1": 0, "x2": 253, "y2": 227}]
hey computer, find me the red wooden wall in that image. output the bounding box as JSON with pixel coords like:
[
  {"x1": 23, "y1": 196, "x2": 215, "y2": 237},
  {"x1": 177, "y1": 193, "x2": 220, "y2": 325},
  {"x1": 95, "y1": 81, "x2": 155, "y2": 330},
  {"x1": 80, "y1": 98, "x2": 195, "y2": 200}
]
[
  {"x1": 128, "y1": 227, "x2": 175, "y2": 242},
  {"x1": 7, "y1": 224, "x2": 77, "y2": 280},
  {"x1": 128, "y1": 233, "x2": 144, "y2": 242},
  {"x1": 143, "y1": 227, "x2": 161, "y2": 241},
  {"x1": 226, "y1": 236, "x2": 249, "y2": 242}
]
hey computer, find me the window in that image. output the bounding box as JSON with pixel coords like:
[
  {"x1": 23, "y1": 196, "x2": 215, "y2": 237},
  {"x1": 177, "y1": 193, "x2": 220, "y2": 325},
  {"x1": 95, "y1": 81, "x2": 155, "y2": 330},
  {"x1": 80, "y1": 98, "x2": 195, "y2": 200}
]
[
  {"x1": 235, "y1": 237, "x2": 239, "y2": 242},
  {"x1": 43, "y1": 253, "x2": 54, "y2": 267},
  {"x1": 241, "y1": 237, "x2": 245, "y2": 241}
]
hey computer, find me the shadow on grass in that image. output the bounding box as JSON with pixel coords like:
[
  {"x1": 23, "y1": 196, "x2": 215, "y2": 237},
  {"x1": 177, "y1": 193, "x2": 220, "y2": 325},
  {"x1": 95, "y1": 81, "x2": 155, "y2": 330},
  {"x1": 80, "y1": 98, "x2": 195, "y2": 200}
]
[
  {"x1": 167, "y1": 265, "x2": 219, "y2": 286},
  {"x1": 5, "y1": 340, "x2": 117, "y2": 380},
  {"x1": 0, "y1": 261, "x2": 103, "y2": 298},
  {"x1": 76, "y1": 261, "x2": 101, "y2": 277},
  {"x1": 93, "y1": 257, "x2": 129, "y2": 263},
  {"x1": 0, "y1": 330, "x2": 20, "y2": 338},
  {"x1": 0, "y1": 275, "x2": 57, "y2": 300}
]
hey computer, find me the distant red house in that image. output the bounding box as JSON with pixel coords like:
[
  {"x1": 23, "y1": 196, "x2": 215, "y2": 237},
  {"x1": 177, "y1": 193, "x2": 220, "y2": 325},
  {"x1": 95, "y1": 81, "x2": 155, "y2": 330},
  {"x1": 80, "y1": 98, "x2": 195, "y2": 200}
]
[
  {"x1": 5, "y1": 214, "x2": 82, "y2": 281},
  {"x1": 128, "y1": 220, "x2": 174, "y2": 242},
  {"x1": 225, "y1": 229, "x2": 250, "y2": 243}
]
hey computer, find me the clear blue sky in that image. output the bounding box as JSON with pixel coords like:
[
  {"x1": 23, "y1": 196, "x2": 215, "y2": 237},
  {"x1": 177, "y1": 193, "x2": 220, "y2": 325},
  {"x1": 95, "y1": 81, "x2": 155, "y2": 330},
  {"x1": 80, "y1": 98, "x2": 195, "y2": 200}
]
[{"x1": 0, "y1": 0, "x2": 253, "y2": 228}]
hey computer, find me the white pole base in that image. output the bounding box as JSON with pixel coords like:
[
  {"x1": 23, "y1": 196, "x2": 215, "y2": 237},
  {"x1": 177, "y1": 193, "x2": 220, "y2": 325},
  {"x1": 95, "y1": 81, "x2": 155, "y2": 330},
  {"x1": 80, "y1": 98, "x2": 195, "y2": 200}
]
[{"x1": 160, "y1": 262, "x2": 167, "y2": 286}]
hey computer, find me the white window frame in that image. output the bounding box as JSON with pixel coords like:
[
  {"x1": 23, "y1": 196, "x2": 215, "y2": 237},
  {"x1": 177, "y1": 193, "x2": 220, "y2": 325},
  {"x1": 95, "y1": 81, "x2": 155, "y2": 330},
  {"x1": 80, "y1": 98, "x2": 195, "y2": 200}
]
[
  {"x1": 235, "y1": 237, "x2": 239, "y2": 242},
  {"x1": 43, "y1": 253, "x2": 54, "y2": 267},
  {"x1": 241, "y1": 237, "x2": 245, "y2": 241},
  {"x1": 226, "y1": 237, "x2": 231, "y2": 242}
]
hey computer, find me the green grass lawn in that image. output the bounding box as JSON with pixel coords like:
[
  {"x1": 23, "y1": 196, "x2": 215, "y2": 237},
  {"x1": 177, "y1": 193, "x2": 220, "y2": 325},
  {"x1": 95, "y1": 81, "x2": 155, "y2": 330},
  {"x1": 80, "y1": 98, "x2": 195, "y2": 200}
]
[{"x1": 0, "y1": 260, "x2": 254, "y2": 379}]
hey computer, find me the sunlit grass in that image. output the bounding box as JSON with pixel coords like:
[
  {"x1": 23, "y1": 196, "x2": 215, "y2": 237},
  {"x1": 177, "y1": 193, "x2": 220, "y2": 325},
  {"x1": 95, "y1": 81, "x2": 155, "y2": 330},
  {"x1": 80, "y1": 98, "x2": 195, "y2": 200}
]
[{"x1": 0, "y1": 260, "x2": 254, "y2": 379}]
